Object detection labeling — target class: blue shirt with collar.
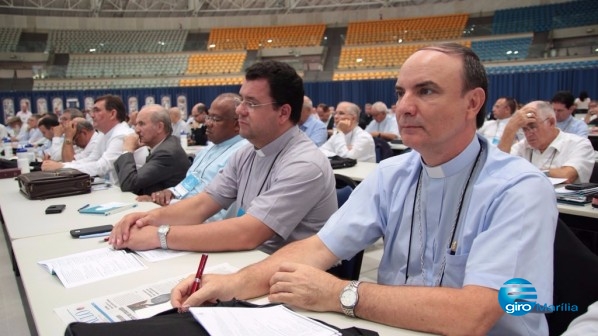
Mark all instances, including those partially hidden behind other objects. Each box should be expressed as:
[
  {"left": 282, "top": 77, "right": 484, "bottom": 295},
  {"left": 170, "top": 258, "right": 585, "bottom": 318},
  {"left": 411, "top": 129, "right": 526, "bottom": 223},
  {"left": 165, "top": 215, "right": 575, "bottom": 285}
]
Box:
[
  {"left": 557, "top": 115, "right": 588, "bottom": 137},
  {"left": 299, "top": 114, "right": 327, "bottom": 147},
  {"left": 169, "top": 135, "right": 247, "bottom": 222},
  {"left": 318, "top": 135, "right": 556, "bottom": 335}
]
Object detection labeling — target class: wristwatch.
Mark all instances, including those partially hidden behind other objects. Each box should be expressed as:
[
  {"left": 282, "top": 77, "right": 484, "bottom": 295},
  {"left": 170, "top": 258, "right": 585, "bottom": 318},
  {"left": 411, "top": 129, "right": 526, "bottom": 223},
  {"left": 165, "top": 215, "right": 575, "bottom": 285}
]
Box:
[
  {"left": 340, "top": 280, "right": 361, "bottom": 317},
  {"left": 64, "top": 139, "right": 73, "bottom": 145},
  {"left": 157, "top": 225, "right": 170, "bottom": 249}
]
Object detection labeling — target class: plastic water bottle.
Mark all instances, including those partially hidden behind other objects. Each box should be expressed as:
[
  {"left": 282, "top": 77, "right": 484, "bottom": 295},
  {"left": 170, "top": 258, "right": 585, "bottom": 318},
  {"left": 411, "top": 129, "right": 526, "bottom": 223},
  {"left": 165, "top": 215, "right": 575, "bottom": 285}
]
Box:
[
  {"left": 180, "top": 131, "right": 188, "bottom": 149},
  {"left": 2, "top": 138, "right": 12, "bottom": 159}
]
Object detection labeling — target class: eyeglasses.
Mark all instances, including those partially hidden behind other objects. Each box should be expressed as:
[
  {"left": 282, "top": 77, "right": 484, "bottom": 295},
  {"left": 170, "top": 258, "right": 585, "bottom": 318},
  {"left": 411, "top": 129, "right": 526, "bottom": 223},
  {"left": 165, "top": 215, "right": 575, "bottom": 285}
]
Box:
[
  {"left": 205, "top": 115, "right": 238, "bottom": 123},
  {"left": 234, "top": 98, "right": 278, "bottom": 111},
  {"left": 522, "top": 118, "right": 550, "bottom": 133}
]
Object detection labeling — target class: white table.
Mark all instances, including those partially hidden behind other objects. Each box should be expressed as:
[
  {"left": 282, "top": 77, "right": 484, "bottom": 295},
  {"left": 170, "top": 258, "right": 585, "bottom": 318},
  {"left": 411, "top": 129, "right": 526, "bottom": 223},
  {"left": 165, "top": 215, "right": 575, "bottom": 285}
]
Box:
[
  {"left": 333, "top": 161, "right": 378, "bottom": 182},
  {"left": 12, "top": 232, "right": 427, "bottom": 336},
  {"left": 0, "top": 178, "right": 158, "bottom": 240},
  {"left": 557, "top": 202, "right": 598, "bottom": 219},
  {"left": 184, "top": 145, "right": 205, "bottom": 157}
]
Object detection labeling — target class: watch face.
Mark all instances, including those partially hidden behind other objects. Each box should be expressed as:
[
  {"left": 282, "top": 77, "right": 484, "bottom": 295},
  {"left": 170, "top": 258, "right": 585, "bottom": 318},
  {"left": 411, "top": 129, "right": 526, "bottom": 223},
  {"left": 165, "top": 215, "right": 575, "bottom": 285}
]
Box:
[{"left": 340, "top": 290, "right": 357, "bottom": 306}]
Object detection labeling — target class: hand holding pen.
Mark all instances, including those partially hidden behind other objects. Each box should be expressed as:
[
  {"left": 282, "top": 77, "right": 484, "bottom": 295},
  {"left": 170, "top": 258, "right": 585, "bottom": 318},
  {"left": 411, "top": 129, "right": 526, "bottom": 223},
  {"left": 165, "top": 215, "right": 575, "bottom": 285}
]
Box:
[{"left": 190, "top": 254, "right": 209, "bottom": 294}]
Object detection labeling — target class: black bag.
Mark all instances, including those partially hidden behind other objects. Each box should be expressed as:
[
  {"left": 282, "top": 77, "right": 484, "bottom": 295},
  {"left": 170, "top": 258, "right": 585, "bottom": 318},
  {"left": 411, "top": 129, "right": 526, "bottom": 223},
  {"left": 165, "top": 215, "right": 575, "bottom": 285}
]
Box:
[
  {"left": 16, "top": 168, "right": 92, "bottom": 200},
  {"left": 65, "top": 299, "right": 379, "bottom": 336},
  {"left": 329, "top": 155, "right": 357, "bottom": 169},
  {"left": 190, "top": 125, "right": 208, "bottom": 146}
]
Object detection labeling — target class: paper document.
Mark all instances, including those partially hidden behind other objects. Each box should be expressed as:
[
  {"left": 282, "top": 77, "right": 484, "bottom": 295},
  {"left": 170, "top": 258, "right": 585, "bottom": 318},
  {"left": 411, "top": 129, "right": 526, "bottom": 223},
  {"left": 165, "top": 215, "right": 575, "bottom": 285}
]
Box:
[
  {"left": 190, "top": 305, "right": 341, "bottom": 336},
  {"left": 134, "top": 249, "right": 191, "bottom": 262},
  {"left": 78, "top": 202, "right": 137, "bottom": 216},
  {"left": 548, "top": 177, "right": 567, "bottom": 185},
  {"left": 38, "top": 247, "right": 147, "bottom": 288},
  {"left": 54, "top": 263, "right": 239, "bottom": 325}
]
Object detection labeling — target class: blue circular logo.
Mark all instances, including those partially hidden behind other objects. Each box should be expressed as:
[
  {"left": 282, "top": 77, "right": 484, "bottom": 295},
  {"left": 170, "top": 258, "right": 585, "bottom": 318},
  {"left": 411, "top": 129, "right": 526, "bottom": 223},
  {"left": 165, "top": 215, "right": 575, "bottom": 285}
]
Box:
[{"left": 498, "top": 278, "right": 537, "bottom": 316}]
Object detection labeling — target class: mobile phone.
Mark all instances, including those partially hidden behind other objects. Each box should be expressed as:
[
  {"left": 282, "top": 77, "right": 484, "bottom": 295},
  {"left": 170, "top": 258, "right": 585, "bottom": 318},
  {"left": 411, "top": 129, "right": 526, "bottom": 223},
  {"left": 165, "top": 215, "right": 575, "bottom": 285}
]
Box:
[
  {"left": 45, "top": 204, "right": 66, "bottom": 214},
  {"left": 70, "top": 225, "right": 114, "bottom": 238},
  {"left": 565, "top": 183, "right": 598, "bottom": 191}
]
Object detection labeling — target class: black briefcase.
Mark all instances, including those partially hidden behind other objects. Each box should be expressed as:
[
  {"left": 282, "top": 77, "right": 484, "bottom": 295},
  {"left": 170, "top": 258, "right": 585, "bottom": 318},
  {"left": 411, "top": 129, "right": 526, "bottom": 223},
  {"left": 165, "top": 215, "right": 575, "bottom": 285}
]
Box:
[{"left": 16, "top": 168, "right": 92, "bottom": 200}]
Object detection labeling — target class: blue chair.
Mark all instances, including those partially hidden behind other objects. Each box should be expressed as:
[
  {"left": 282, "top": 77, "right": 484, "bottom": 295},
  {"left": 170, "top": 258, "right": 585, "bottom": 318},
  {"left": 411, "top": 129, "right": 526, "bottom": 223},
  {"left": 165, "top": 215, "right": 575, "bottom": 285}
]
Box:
[{"left": 326, "top": 174, "right": 365, "bottom": 281}]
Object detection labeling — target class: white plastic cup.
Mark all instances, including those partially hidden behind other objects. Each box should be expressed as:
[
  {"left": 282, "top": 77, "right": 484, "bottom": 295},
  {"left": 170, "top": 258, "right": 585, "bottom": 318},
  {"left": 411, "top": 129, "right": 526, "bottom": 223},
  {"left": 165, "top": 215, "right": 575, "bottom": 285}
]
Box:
[
  {"left": 180, "top": 132, "right": 188, "bottom": 149},
  {"left": 17, "top": 158, "right": 30, "bottom": 174}
]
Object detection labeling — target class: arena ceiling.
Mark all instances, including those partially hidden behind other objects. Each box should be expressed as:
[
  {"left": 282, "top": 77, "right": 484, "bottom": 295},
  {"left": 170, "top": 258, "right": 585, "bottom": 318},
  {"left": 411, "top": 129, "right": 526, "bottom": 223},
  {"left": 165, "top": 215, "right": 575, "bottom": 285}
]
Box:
[{"left": 0, "top": 0, "right": 445, "bottom": 18}]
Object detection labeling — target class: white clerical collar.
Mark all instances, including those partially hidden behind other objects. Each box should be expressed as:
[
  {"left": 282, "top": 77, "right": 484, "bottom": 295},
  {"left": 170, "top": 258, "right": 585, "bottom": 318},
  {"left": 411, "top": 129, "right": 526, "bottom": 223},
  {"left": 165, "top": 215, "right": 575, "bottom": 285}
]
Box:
[{"left": 421, "top": 135, "right": 481, "bottom": 179}]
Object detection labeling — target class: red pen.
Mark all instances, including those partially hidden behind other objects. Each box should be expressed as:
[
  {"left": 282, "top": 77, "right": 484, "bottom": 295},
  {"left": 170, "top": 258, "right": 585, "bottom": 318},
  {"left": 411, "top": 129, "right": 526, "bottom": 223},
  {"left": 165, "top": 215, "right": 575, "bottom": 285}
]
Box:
[{"left": 190, "top": 254, "right": 208, "bottom": 293}]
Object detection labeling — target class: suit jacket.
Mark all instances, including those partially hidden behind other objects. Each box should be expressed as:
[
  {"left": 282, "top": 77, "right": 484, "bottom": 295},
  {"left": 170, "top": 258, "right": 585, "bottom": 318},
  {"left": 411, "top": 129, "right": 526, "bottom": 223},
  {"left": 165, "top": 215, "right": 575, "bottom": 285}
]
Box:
[{"left": 114, "top": 135, "right": 191, "bottom": 195}]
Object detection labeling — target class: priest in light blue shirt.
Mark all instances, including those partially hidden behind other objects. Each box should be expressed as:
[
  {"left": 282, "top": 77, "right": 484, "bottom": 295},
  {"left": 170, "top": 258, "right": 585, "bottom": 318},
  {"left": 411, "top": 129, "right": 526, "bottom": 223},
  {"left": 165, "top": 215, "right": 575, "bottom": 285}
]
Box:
[{"left": 298, "top": 96, "right": 327, "bottom": 147}]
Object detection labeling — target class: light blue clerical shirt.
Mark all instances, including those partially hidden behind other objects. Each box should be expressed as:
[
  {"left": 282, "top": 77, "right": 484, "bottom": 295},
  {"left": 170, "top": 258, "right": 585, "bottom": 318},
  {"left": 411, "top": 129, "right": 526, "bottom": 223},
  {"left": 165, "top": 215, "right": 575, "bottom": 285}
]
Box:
[{"left": 169, "top": 135, "right": 247, "bottom": 222}]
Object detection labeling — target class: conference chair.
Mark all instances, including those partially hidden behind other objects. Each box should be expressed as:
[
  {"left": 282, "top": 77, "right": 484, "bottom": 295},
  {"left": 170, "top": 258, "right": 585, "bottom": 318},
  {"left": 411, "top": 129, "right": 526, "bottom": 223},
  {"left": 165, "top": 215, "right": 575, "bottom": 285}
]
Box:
[
  {"left": 327, "top": 174, "right": 365, "bottom": 281},
  {"left": 373, "top": 137, "right": 393, "bottom": 163},
  {"left": 546, "top": 219, "right": 598, "bottom": 335}
]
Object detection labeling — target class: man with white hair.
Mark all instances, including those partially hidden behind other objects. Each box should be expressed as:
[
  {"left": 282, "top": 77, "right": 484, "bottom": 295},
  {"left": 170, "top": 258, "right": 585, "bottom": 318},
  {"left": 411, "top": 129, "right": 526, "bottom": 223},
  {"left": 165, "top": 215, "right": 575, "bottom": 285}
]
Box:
[
  {"left": 365, "top": 101, "right": 400, "bottom": 141},
  {"left": 498, "top": 100, "right": 594, "bottom": 183},
  {"left": 169, "top": 107, "right": 187, "bottom": 138},
  {"left": 320, "top": 101, "right": 375, "bottom": 162}
]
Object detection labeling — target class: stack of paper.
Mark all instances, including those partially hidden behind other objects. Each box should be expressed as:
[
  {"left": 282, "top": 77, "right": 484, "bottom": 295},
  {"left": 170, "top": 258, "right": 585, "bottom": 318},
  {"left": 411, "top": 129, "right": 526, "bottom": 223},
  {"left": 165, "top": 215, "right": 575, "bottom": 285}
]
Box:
[{"left": 190, "top": 305, "right": 341, "bottom": 336}]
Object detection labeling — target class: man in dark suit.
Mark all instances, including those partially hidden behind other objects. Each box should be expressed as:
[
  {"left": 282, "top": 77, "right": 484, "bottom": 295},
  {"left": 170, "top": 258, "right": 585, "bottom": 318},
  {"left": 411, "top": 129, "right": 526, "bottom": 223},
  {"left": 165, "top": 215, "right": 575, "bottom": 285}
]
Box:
[{"left": 114, "top": 104, "right": 190, "bottom": 195}]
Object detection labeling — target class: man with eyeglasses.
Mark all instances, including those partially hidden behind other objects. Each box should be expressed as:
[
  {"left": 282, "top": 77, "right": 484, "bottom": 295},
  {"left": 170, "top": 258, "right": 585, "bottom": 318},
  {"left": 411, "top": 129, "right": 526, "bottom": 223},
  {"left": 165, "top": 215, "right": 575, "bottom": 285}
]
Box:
[
  {"left": 498, "top": 100, "right": 594, "bottom": 183},
  {"left": 320, "top": 101, "right": 376, "bottom": 162},
  {"left": 187, "top": 103, "right": 208, "bottom": 146},
  {"left": 114, "top": 104, "right": 190, "bottom": 195},
  {"left": 136, "top": 93, "right": 248, "bottom": 224},
  {"left": 42, "top": 95, "right": 133, "bottom": 185},
  {"left": 477, "top": 97, "right": 522, "bottom": 145},
  {"left": 109, "top": 60, "right": 336, "bottom": 255},
  {"left": 60, "top": 118, "right": 101, "bottom": 163},
  {"left": 41, "top": 108, "right": 85, "bottom": 161}
]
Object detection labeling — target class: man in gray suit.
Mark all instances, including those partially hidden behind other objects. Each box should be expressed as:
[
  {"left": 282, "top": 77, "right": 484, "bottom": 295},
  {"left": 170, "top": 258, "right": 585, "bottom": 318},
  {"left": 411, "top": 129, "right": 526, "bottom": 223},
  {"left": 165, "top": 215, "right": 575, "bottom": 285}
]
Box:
[{"left": 114, "top": 104, "right": 190, "bottom": 195}]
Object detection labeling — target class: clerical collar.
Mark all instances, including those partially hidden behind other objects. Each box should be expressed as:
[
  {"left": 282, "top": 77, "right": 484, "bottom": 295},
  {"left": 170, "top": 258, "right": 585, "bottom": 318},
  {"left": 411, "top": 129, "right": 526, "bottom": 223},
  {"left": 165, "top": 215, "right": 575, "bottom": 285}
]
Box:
[
  {"left": 254, "top": 126, "right": 298, "bottom": 157},
  {"left": 421, "top": 136, "right": 481, "bottom": 179}
]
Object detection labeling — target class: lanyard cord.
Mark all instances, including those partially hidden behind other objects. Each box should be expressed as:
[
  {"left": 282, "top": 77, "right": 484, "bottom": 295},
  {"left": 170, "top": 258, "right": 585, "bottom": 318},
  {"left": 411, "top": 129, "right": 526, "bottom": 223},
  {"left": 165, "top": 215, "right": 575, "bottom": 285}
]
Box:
[{"left": 404, "top": 140, "right": 484, "bottom": 286}]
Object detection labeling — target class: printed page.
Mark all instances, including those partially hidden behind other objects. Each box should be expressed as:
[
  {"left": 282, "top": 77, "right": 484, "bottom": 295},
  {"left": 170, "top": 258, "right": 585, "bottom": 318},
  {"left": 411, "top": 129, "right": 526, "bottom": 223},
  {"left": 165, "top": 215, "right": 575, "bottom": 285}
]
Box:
[
  {"left": 38, "top": 247, "right": 147, "bottom": 288},
  {"left": 134, "top": 249, "right": 191, "bottom": 262},
  {"left": 54, "top": 263, "right": 239, "bottom": 324},
  {"left": 190, "top": 305, "right": 341, "bottom": 336}
]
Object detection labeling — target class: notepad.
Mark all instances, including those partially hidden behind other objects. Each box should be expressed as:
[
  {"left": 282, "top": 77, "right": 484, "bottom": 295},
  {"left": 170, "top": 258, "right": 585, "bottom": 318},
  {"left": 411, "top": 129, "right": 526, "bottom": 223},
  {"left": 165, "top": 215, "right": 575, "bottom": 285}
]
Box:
[{"left": 78, "top": 202, "right": 137, "bottom": 216}]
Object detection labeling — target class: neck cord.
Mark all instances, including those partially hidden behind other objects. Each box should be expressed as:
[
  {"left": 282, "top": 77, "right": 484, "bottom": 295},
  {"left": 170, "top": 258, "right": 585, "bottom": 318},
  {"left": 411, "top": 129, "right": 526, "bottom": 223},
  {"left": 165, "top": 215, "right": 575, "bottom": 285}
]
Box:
[{"left": 404, "top": 141, "right": 484, "bottom": 286}]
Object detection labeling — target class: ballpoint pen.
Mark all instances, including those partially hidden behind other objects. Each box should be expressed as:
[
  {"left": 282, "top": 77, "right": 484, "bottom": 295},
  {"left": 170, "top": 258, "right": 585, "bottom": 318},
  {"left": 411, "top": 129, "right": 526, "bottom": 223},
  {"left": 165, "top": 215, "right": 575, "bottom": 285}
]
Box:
[
  {"left": 190, "top": 254, "right": 209, "bottom": 293},
  {"left": 77, "top": 204, "right": 90, "bottom": 212}
]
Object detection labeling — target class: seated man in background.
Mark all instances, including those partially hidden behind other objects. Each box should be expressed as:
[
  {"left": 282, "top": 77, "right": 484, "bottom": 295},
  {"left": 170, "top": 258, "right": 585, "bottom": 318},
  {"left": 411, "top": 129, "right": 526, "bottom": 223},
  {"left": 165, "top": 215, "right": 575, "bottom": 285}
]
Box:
[
  {"left": 36, "top": 115, "right": 60, "bottom": 158},
  {"left": 114, "top": 104, "right": 190, "bottom": 195},
  {"left": 60, "top": 118, "right": 101, "bottom": 162},
  {"left": 584, "top": 100, "right": 598, "bottom": 126},
  {"left": 42, "top": 95, "right": 133, "bottom": 185},
  {"left": 477, "top": 97, "right": 522, "bottom": 145},
  {"left": 298, "top": 96, "right": 327, "bottom": 147},
  {"left": 187, "top": 103, "right": 208, "bottom": 146},
  {"left": 365, "top": 101, "right": 400, "bottom": 141},
  {"left": 320, "top": 101, "right": 375, "bottom": 162},
  {"left": 498, "top": 100, "right": 594, "bottom": 183},
  {"left": 137, "top": 93, "right": 248, "bottom": 224},
  {"left": 109, "top": 60, "right": 336, "bottom": 254},
  {"left": 26, "top": 114, "right": 44, "bottom": 145},
  {"left": 171, "top": 43, "right": 556, "bottom": 336},
  {"left": 169, "top": 107, "right": 187, "bottom": 138},
  {"left": 551, "top": 91, "right": 588, "bottom": 137},
  {"left": 44, "top": 108, "right": 84, "bottom": 161}
]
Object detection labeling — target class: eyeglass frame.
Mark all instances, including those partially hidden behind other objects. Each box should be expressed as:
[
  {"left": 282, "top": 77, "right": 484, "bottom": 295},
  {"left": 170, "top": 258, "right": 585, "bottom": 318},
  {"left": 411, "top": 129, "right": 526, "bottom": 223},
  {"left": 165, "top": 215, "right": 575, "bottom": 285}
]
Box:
[
  {"left": 521, "top": 117, "right": 550, "bottom": 133},
  {"left": 234, "top": 98, "right": 280, "bottom": 111}
]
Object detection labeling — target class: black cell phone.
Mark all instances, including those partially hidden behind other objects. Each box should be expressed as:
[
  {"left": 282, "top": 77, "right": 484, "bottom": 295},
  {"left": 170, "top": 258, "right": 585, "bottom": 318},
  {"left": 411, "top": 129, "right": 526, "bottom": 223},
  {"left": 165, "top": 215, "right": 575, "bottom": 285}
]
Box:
[
  {"left": 70, "top": 224, "right": 114, "bottom": 238},
  {"left": 565, "top": 183, "right": 598, "bottom": 191},
  {"left": 45, "top": 204, "right": 66, "bottom": 214}
]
